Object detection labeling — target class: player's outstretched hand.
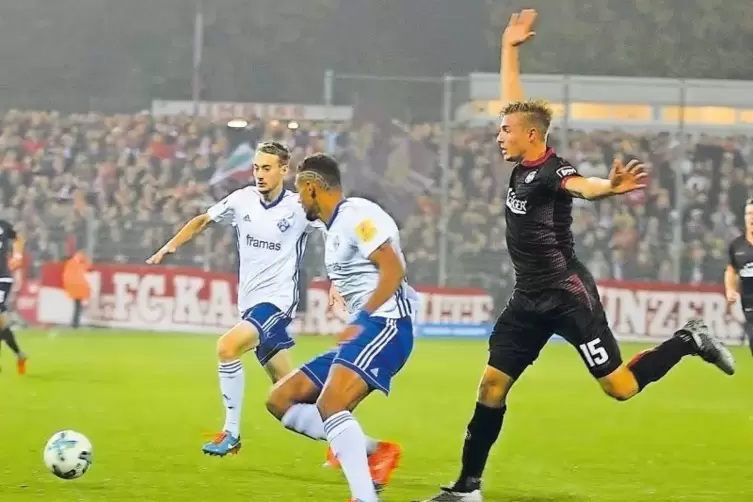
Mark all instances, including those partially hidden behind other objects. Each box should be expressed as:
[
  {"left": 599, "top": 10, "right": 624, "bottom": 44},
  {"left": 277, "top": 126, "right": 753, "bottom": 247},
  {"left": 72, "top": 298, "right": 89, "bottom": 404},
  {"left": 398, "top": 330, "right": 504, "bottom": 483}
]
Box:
[
  {"left": 146, "top": 246, "right": 175, "bottom": 265},
  {"left": 608, "top": 158, "right": 648, "bottom": 195},
  {"left": 725, "top": 289, "right": 740, "bottom": 305},
  {"left": 503, "top": 9, "right": 537, "bottom": 47}
]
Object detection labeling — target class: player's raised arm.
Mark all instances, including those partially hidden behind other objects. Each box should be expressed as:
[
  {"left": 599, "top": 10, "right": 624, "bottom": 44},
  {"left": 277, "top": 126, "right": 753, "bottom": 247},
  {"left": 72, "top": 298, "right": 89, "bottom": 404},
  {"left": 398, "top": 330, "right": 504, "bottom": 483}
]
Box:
[
  {"left": 146, "top": 191, "right": 238, "bottom": 264},
  {"left": 561, "top": 158, "right": 648, "bottom": 201},
  {"left": 501, "top": 9, "right": 537, "bottom": 103}
]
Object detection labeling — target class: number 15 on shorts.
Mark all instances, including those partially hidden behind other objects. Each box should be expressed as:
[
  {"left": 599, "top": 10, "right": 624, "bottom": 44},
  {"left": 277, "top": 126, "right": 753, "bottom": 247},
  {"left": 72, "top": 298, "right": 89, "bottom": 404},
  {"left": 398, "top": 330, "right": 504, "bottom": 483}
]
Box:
[{"left": 579, "top": 338, "right": 609, "bottom": 368}]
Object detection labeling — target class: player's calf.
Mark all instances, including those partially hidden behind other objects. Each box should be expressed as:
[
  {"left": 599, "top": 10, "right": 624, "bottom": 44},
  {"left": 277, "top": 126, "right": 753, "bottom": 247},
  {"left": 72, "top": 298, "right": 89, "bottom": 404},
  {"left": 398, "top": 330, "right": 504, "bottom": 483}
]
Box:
[
  {"left": 618, "top": 319, "right": 734, "bottom": 398},
  {"left": 318, "top": 364, "right": 379, "bottom": 502},
  {"left": 263, "top": 349, "right": 294, "bottom": 383},
  {"left": 598, "top": 366, "right": 639, "bottom": 401},
  {"left": 435, "top": 366, "right": 512, "bottom": 499}
]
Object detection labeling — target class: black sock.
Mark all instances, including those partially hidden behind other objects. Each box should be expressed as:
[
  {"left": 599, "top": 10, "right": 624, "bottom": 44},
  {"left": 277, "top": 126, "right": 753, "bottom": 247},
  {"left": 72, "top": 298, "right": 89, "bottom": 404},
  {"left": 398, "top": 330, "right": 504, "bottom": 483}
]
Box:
[
  {"left": 0, "top": 327, "right": 21, "bottom": 356},
  {"left": 453, "top": 402, "right": 506, "bottom": 492},
  {"left": 627, "top": 334, "right": 694, "bottom": 391}
]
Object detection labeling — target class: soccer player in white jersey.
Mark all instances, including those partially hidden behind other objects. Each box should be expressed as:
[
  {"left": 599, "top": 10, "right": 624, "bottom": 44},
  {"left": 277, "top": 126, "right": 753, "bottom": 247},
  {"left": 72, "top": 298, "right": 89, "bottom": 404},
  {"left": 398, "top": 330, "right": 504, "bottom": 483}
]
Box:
[
  {"left": 146, "top": 142, "right": 318, "bottom": 456},
  {"left": 147, "top": 142, "right": 388, "bottom": 460},
  {"left": 265, "top": 153, "right": 417, "bottom": 502}
]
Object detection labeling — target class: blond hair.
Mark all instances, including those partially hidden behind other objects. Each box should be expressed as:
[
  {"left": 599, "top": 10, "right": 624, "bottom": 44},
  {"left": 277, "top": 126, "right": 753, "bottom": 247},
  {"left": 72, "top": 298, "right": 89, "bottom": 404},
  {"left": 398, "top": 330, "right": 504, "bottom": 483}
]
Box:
[{"left": 501, "top": 99, "right": 553, "bottom": 137}]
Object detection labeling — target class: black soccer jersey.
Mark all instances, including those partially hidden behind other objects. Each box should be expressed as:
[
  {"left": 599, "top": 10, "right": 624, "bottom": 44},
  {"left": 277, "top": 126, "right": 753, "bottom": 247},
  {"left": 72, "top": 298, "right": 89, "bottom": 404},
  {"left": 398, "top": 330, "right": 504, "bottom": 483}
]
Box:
[
  {"left": 505, "top": 148, "right": 584, "bottom": 291},
  {"left": 0, "top": 219, "right": 16, "bottom": 278},
  {"left": 728, "top": 235, "right": 753, "bottom": 305}
]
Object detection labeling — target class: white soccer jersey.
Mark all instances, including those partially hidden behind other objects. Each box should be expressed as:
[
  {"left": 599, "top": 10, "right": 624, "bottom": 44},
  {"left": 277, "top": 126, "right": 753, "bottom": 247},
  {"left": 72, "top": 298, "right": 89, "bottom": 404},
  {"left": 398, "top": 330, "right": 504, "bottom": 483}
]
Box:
[
  {"left": 207, "top": 187, "right": 318, "bottom": 316},
  {"left": 324, "top": 197, "right": 417, "bottom": 319}
]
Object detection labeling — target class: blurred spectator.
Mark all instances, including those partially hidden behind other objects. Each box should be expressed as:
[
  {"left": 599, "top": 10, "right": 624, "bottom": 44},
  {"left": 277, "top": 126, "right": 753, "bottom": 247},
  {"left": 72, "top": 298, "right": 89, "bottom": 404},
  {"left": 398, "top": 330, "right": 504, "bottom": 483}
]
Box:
[{"left": 0, "top": 110, "right": 750, "bottom": 309}]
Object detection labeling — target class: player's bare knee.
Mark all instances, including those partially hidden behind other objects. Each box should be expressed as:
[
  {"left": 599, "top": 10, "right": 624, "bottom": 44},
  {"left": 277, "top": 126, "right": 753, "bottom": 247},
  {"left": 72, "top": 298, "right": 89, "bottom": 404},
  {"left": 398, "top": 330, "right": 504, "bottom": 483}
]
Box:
[
  {"left": 266, "top": 377, "right": 297, "bottom": 420},
  {"left": 217, "top": 323, "right": 258, "bottom": 361},
  {"left": 265, "top": 385, "right": 292, "bottom": 420},
  {"left": 266, "top": 370, "right": 320, "bottom": 420},
  {"left": 599, "top": 367, "right": 639, "bottom": 402},
  {"left": 477, "top": 366, "right": 513, "bottom": 408},
  {"left": 216, "top": 335, "right": 239, "bottom": 362},
  {"left": 602, "top": 385, "right": 632, "bottom": 401}
]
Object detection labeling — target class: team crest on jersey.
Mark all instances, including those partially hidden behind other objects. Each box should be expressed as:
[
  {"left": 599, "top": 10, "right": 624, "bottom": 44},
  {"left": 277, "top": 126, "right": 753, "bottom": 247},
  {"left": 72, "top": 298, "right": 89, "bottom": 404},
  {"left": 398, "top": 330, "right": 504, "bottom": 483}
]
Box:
[
  {"left": 524, "top": 170, "right": 537, "bottom": 183},
  {"left": 277, "top": 212, "right": 295, "bottom": 232},
  {"left": 243, "top": 214, "right": 251, "bottom": 222},
  {"left": 355, "top": 219, "right": 377, "bottom": 243}
]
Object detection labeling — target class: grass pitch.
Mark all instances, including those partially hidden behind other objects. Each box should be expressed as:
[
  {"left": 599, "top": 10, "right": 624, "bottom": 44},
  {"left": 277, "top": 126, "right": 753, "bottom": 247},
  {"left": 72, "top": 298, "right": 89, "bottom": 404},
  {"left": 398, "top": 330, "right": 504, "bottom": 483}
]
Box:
[{"left": 1, "top": 329, "right": 751, "bottom": 501}]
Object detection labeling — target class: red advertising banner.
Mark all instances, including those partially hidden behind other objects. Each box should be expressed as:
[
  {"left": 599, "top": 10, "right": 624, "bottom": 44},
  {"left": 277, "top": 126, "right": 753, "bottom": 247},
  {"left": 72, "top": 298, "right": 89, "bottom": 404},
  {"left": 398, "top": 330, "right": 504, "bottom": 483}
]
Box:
[
  {"left": 36, "top": 263, "right": 494, "bottom": 335},
  {"left": 35, "top": 263, "right": 745, "bottom": 344},
  {"left": 598, "top": 280, "right": 744, "bottom": 343}
]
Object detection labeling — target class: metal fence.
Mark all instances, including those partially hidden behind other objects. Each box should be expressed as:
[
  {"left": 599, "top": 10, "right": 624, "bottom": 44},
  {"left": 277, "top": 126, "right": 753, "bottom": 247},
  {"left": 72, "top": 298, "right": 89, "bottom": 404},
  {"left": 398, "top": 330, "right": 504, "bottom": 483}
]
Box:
[
  {"left": 10, "top": 71, "right": 753, "bottom": 307},
  {"left": 315, "top": 70, "right": 753, "bottom": 302}
]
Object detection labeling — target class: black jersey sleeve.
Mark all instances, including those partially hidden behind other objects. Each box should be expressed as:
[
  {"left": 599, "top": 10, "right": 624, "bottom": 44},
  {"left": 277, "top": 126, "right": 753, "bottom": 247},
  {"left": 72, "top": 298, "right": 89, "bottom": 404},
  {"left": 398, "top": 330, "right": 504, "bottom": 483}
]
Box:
[
  {"left": 729, "top": 240, "right": 738, "bottom": 270},
  {"left": 540, "top": 158, "right": 583, "bottom": 194}
]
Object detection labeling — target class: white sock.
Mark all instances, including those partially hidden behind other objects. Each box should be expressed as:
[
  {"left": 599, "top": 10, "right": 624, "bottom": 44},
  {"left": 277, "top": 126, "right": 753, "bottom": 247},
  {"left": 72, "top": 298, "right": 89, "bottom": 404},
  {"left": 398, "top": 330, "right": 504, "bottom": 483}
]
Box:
[
  {"left": 218, "top": 360, "right": 244, "bottom": 437},
  {"left": 282, "top": 404, "right": 381, "bottom": 455},
  {"left": 282, "top": 403, "right": 326, "bottom": 440},
  {"left": 323, "top": 411, "right": 378, "bottom": 502}
]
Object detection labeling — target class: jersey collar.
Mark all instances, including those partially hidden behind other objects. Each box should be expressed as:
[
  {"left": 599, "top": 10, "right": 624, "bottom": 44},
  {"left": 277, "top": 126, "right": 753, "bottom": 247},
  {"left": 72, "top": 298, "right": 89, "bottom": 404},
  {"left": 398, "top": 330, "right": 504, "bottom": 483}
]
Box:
[
  {"left": 326, "top": 198, "right": 347, "bottom": 230},
  {"left": 260, "top": 188, "right": 287, "bottom": 210},
  {"left": 521, "top": 148, "right": 555, "bottom": 168}
]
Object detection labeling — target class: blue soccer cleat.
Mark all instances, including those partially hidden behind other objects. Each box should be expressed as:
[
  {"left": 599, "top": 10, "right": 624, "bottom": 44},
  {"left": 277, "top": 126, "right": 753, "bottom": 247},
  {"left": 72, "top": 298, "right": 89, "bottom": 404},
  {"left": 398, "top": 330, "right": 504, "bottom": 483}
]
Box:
[{"left": 202, "top": 431, "right": 241, "bottom": 457}]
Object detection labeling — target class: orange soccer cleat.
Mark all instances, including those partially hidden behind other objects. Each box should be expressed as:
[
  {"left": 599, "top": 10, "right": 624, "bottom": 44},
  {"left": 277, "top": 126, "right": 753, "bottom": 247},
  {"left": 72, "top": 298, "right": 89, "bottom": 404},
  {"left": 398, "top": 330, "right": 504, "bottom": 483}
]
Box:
[
  {"left": 368, "top": 441, "right": 402, "bottom": 491},
  {"left": 325, "top": 441, "right": 402, "bottom": 492},
  {"left": 17, "top": 357, "right": 27, "bottom": 376}
]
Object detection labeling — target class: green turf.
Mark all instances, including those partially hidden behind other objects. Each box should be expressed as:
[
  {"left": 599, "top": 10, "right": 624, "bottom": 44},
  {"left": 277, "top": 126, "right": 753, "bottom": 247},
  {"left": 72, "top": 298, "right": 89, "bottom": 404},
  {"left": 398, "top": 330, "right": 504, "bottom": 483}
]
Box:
[{"left": 0, "top": 329, "right": 751, "bottom": 501}]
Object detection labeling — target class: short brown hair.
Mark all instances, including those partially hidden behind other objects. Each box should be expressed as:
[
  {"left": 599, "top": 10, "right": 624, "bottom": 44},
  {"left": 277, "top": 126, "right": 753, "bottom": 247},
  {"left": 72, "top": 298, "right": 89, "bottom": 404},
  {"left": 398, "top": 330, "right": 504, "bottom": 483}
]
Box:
[
  {"left": 501, "top": 99, "right": 553, "bottom": 136},
  {"left": 256, "top": 141, "right": 290, "bottom": 166}
]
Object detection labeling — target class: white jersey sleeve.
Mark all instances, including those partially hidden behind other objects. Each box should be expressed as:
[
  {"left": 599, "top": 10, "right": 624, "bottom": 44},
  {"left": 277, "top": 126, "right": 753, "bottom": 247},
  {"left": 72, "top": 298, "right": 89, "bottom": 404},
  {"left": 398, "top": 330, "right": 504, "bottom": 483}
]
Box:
[
  {"left": 325, "top": 198, "right": 415, "bottom": 319},
  {"left": 340, "top": 208, "right": 393, "bottom": 258},
  {"left": 206, "top": 190, "right": 240, "bottom": 226}
]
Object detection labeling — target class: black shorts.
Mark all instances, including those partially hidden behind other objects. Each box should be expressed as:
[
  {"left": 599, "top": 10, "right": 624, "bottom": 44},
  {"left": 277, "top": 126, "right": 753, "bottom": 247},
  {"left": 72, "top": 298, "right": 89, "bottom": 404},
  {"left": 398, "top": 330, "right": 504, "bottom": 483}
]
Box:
[
  {"left": 0, "top": 277, "right": 12, "bottom": 313},
  {"left": 489, "top": 271, "right": 622, "bottom": 379}
]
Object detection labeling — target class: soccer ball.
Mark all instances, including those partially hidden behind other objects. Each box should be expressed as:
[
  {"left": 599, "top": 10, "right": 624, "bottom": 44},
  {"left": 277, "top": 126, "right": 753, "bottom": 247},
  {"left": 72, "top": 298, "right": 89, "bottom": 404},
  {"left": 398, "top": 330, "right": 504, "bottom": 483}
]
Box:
[{"left": 43, "top": 430, "right": 93, "bottom": 479}]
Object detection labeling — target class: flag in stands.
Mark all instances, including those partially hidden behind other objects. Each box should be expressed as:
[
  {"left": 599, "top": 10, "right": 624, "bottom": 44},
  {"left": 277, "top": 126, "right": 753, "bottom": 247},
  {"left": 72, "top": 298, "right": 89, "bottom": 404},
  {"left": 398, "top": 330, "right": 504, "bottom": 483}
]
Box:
[{"left": 209, "top": 142, "right": 255, "bottom": 185}]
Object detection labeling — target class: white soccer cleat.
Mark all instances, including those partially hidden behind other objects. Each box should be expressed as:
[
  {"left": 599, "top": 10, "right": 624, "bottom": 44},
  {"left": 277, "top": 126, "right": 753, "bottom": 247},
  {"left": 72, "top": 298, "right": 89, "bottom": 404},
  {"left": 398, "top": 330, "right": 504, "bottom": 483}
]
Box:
[
  {"left": 418, "top": 488, "right": 483, "bottom": 502},
  {"left": 677, "top": 318, "right": 736, "bottom": 376}
]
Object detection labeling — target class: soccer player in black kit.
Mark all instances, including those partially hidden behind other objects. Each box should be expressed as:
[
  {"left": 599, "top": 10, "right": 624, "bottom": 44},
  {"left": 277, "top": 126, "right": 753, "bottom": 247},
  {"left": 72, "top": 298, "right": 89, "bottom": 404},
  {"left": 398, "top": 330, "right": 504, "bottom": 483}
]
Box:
[
  {"left": 420, "top": 10, "right": 736, "bottom": 502},
  {"left": 0, "top": 218, "right": 27, "bottom": 374},
  {"left": 725, "top": 198, "right": 753, "bottom": 355}
]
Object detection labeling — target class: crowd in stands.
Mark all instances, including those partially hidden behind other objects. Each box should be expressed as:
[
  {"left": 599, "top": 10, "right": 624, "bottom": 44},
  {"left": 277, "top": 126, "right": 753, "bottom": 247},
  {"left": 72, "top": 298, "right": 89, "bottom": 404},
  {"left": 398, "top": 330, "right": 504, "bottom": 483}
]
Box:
[{"left": 1, "top": 110, "right": 751, "bottom": 304}]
